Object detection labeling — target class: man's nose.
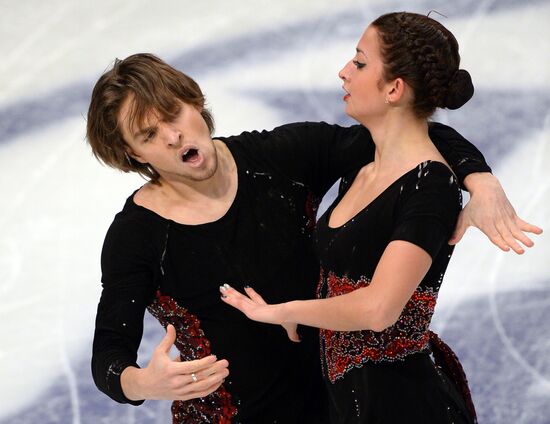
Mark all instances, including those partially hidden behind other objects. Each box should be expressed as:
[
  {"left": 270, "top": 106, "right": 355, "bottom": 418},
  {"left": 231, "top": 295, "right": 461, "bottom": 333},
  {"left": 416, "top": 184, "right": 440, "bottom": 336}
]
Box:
[{"left": 163, "top": 125, "right": 181, "bottom": 146}]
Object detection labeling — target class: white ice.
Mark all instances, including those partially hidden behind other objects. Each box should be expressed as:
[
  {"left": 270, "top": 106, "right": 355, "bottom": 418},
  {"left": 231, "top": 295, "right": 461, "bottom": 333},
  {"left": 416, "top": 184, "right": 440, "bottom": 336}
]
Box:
[{"left": 0, "top": 1, "right": 548, "bottom": 423}]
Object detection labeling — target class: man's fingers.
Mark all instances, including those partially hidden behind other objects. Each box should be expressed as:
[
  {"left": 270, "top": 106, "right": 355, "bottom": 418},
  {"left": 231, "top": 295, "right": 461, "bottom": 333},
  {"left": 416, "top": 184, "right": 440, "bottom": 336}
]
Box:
[
  {"left": 516, "top": 218, "right": 543, "bottom": 235},
  {"left": 449, "top": 212, "right": 468, "bottom": 245},
  {"left": 158, "top": 324, "right": 177, "bottom": 353},
  {"left": 501, "top": 215, "right": 541, "bottom": 252},
  {"left": 187, "top": 365, "right": 230, "bottom": 390},
  {"left": 448, "top": 228, "right": 465, "bottom": 245},
  {"left": 174, "top": 355, "right": 220, "bottom": 374},
  {"left": 500, "top": 232, "right": 524, "bottom": 254},
  {"left": 495, "top": 219, "right": 528, "bottom": 254},
  {"left": 178, "top": 380, "right": 225, "bottom": 401},
  {"left": 510, "top": 228, "right": 534, "bottom": 248},
  {"left": 199, "top": 359, "right": 229, "bottom": 378},
  {"left": 174, "top": 363, "right": 230, "bottom": 400},
  {"left": 488, "top": 231, "right": 511, "bottom": 252}
]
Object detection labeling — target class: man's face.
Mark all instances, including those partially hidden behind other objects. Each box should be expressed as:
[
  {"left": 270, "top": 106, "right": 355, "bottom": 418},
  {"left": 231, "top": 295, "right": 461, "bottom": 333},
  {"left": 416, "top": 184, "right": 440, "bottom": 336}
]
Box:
[{"left": 118, "top": 94, "right": 218, "bottom": 183}]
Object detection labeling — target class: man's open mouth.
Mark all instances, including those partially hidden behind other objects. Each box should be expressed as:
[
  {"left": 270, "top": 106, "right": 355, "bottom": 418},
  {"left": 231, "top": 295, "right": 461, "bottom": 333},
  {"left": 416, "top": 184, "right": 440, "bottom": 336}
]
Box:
[{"left": 181, "top": 148, "right": 199, "bottom": 162}]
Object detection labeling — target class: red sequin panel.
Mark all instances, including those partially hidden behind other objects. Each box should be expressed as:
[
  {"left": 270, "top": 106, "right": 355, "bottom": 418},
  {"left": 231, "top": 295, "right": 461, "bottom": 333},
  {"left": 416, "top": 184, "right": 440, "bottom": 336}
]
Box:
[
  {"left": 147, "top": 291, "right": 237, "bottom": 423},
  {"left": 317, "top": 270, "right": 437, "bottom": 383}
]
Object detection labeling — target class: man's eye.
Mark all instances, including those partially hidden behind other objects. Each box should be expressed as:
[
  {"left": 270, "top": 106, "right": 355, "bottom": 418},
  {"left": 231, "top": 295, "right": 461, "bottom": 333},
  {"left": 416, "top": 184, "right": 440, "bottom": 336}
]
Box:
[
  {"left": 353, "top": 60, "right": 366, "bottom": 69},
  {"left": 144, "top": 130, "right": 156, "bottom": 142}
]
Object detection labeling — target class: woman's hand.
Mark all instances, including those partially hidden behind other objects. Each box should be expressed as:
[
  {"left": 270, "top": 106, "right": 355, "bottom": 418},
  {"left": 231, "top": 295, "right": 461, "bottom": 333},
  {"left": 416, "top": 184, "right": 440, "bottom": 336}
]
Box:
[
  {"left": 450, "top": 173, "right": 543, "bottom": 253},
  {"left": 220, "top": 285, "right": 300, "bottom": 342}
]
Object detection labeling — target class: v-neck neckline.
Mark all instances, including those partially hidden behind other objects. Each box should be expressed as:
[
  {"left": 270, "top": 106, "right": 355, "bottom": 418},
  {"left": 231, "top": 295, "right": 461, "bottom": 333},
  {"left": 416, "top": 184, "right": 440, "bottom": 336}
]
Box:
[{"left": 325, "top": 161, "right": 441, "bottom": 230}]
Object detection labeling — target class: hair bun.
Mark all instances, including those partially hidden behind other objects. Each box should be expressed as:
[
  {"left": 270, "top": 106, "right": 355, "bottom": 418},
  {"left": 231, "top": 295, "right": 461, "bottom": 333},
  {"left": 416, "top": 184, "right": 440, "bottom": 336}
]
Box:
[{"left": 444, "top": 69, "right": 474, "bottom": 110}]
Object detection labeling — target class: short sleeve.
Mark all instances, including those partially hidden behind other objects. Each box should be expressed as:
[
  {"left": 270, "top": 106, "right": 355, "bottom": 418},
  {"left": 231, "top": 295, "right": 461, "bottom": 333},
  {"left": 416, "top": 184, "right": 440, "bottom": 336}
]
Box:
[{"left": 390, "top": 162, "right": 462, "bottom": 259}]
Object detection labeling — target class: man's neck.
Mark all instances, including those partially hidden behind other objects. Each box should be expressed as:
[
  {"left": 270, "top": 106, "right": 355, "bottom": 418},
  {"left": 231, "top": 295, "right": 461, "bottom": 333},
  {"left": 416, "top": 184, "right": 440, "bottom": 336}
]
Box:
[
  {"left": 135, "top": 140, "right": 239, "bottom": 225},
  {"left": 157, "top": 140, "right": 236, "bottom": 203}
]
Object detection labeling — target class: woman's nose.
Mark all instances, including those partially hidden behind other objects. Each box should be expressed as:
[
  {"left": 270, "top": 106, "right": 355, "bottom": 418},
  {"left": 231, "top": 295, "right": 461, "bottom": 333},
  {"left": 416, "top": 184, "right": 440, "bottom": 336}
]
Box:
[{"left": 338, "top": 62, "right": 350, "bottom": 81}]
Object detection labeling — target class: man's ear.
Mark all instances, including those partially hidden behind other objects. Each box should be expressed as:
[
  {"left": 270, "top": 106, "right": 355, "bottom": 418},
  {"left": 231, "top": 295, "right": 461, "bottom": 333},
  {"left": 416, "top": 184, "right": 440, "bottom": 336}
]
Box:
[{"left": 125, "top": 148, "right": 147, "bottom": 164}]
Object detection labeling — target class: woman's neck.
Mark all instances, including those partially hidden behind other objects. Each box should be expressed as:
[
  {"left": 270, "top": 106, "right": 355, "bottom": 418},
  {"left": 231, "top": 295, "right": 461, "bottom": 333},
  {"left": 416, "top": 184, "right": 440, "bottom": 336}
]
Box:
[{"left": 362, "top": 112, "right": 436, "bottom": 176}]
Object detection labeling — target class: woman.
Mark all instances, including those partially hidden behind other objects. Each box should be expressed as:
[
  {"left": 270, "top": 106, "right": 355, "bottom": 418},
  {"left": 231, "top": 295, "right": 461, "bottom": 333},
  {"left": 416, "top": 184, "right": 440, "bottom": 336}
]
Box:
[
  {"left": 221, "top": 12, "right": 485, "bottom": 423},
  {"left": 87, "top": 51, "right": 531, "bottom": 422}
]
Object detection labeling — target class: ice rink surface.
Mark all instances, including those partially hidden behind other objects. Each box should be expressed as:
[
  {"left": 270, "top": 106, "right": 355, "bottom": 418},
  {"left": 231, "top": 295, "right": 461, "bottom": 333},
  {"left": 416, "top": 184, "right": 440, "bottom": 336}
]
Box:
[{"left": 0, "top": 0, "right": 549, "bottom": 422}]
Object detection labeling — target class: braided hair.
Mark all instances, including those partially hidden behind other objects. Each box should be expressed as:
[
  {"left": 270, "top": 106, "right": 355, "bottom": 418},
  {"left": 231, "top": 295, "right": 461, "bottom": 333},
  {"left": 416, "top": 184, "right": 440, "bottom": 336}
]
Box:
[{"left": 371, "top": 12, "right": 474, "bottom": 118}]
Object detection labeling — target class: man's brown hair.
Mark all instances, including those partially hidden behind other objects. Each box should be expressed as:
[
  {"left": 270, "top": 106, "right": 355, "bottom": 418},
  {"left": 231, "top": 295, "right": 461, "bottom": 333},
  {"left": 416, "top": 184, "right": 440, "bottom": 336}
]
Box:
[{"left": 86, "top": 53, "right": 214, "bottom": 183}]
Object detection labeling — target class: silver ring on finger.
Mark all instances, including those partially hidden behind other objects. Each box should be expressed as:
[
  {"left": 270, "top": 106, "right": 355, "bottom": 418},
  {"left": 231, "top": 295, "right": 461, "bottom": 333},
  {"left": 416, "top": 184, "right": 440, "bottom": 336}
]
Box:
[{"left": 190, "top": 373, "right": 198, "bottom": 383}]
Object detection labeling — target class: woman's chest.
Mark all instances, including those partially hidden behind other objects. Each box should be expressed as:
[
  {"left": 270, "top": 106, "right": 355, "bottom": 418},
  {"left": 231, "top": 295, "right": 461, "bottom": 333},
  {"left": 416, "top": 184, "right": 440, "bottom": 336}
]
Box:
[{"left": 315, "top": 187, "right": 402, "bottom": 279}]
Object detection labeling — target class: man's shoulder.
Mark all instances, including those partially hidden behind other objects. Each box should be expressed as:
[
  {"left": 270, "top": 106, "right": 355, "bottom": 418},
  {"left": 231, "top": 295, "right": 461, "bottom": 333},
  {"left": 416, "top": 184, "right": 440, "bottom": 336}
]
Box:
[
  {"left": 102, "top": 193, "right": 164, "bottom": 258},
  {"left": 109, "top": 189, "right": 158, "bottom": 232}
]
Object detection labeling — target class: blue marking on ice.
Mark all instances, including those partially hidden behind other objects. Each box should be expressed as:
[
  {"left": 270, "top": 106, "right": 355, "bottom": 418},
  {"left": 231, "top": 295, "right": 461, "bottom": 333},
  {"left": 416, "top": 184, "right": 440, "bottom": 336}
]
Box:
[{"left": 0, "top": 0, "right": 546, "bottom": 144}]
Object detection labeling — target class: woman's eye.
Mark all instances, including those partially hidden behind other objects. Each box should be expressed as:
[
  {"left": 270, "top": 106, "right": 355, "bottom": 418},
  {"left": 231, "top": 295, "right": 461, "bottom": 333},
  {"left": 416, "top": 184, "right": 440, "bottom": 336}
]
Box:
[{"left": 353, "top": 60, "right": 366, "bottom": 69}]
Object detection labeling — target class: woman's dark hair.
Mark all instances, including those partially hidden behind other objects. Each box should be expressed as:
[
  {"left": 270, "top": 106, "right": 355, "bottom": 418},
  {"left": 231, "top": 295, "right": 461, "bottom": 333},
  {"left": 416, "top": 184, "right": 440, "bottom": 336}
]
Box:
[
  {"left": 372, "top": 12, "right": 474, "bottom": 118},
  {"left": 86, "top": 53, "right": 214, "bottom": 184}
]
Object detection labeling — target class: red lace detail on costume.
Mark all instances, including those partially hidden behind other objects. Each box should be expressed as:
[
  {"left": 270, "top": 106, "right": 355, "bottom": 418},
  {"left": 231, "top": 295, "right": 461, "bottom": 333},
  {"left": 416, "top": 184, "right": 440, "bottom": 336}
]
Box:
[
  {"left": 317, "top": 269, "right": 437, "bottom": 383},
  {"left": 430, "top": 331, "right": 478, "bottom": 423},
  {"left": 147, "top": 291, "right": 237, "bottom": 423}
]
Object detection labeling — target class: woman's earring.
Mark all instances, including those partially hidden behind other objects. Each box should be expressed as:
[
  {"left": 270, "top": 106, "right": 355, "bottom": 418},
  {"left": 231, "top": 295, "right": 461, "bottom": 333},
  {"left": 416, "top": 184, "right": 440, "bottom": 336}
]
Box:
[{"left": 384, "top": 96, "right": 389, "bottom": 104}]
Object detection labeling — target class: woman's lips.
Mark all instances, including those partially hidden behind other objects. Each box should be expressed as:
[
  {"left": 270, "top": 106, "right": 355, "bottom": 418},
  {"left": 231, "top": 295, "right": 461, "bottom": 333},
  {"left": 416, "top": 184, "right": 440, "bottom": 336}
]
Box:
[{"left": 342, "top": 86, "right": 350, "bottom": 101}]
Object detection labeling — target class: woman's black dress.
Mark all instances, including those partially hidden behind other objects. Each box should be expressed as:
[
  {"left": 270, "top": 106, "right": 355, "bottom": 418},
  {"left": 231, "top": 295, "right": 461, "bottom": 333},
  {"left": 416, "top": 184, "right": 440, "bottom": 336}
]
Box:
[{"left": 315, "top": 161, "right": 476, "bottom": 424}]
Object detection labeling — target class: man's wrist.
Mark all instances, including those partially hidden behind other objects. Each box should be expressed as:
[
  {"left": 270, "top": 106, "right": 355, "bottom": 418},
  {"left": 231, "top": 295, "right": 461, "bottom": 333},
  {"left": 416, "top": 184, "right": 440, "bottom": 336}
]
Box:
[
  {"left": 463, "top": 172, "right": 498, "bottom": 194},
  {"left": 121, "top": 366, "right": 146, "bottom": 401}
]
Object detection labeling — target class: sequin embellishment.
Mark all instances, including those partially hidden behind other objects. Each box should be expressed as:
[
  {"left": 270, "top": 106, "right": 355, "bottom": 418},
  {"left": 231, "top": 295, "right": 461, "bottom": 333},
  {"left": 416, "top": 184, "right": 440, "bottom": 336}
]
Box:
[
  {"left": 304, "top": 191, "right": 321, "bottom": 230},
  {"left": 317, "top": 269, "right": 437, "bottom": 383},
  {"left": 147, "top": 291, "right": 237, "bottom": 423}
]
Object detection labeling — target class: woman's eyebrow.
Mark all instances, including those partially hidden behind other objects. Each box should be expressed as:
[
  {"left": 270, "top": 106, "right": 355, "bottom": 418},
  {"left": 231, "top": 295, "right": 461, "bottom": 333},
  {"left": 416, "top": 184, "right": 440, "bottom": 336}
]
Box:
[{"left": 356, "top": 47, "right": 367, "bottom": 58}]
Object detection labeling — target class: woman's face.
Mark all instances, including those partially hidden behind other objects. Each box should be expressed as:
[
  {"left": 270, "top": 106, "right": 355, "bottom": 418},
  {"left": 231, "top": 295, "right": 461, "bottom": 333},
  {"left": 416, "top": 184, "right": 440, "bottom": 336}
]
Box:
[{"left": 338, "top": 25, "right": 388, "bottom": 124}]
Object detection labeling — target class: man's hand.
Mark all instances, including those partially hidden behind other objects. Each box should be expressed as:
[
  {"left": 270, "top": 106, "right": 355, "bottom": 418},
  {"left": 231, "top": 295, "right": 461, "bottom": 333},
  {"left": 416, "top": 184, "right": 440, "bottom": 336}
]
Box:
[
  {"left": 121, "top": 324, "right": 229, "bottom": 401},
  {"left": 450, "top": 173, "right": 543, "bottom": 254}
]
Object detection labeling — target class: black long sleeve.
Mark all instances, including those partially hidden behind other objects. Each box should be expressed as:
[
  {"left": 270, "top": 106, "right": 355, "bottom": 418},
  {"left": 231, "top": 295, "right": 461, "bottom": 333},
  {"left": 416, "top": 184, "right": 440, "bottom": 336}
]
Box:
[{"left": 91, "top": 121, "right": 491, "bottom": 410}]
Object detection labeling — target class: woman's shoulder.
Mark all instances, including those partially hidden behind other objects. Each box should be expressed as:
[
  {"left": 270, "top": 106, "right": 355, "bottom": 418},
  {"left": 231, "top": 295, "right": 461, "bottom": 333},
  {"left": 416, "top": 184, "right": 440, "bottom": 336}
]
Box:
[
  {"left": 399, "top": 160, "right": 462, "bottom": 207},
  {"left": 403, "top": 160, "right": 457, "bottom": 187}
]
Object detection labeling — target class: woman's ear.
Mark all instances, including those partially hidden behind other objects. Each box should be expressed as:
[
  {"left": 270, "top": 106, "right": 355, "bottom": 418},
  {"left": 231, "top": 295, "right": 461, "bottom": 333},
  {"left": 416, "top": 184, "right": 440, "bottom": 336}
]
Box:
[{"left": 387, "top": 77, "right": 407, "bottom": 103}]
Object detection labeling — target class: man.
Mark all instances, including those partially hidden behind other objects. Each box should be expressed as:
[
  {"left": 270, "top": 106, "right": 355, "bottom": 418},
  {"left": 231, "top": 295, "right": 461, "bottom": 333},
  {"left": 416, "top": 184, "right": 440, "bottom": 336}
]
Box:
[{"left": 87, "top": 53, "right": 540, "bottom": 423}]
